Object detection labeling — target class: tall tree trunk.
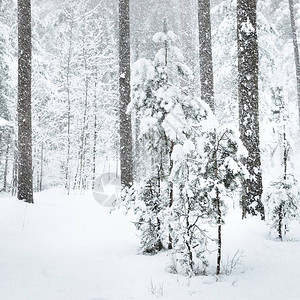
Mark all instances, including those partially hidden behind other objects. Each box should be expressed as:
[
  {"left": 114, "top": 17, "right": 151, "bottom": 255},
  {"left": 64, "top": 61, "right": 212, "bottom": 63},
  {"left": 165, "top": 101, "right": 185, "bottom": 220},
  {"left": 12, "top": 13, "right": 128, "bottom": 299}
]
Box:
[
  {"left": 92, "top": 67, "right": 98, "bottom": 190},
  {"left": 65, "top": 15, "right": 74, "bottom": 195},
  {"left": 198, "top": 0, "right": 214, "bottom": 112},
  {"left": 288, "top": 0, "right": 300, "bottom": 127},
  {"left": 237, "top": 0, "right": 264, "bottom": 219},
  {"left": 119, "top": 0, "right": 133, "bottom": 188},
  {"left": 17, "top": 0, "right": 33, "bottom": 203},
  {"left": 77, "top": 30, "right": 89, "bottom": 191}
]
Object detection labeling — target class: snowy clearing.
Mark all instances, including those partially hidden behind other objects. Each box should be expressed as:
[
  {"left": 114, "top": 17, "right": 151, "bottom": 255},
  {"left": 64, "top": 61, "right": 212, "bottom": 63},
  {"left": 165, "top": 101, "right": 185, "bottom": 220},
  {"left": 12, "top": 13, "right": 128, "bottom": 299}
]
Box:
[{"left": 1, "top": 189, "right": 300, "bottom": 300}]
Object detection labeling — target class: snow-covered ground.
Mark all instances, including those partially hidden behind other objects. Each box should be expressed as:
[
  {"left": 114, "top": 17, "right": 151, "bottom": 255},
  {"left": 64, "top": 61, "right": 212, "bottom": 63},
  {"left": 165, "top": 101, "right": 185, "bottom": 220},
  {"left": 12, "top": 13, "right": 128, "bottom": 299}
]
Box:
[{"left": 1, "top": 189, "right": 300, "bottom": 300}]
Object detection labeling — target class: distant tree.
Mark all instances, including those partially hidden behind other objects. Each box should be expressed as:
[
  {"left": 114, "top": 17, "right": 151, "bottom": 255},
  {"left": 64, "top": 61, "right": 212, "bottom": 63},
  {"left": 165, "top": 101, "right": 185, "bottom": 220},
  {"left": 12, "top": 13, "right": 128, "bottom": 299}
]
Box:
[
  {"left": 288, "top": 0, "right": 300, "bottom": 128},
  {"left": 17, "top": 0, "right": 33, "bottom": 203},
  {"left": 0, "top": 1, "right": 16, "bottom": 193},
  {"left": 179, "top": 0, "right": 194, "bottom": 68},
  {"left": 211, "top": 0, "right": 238, "bottom": 125},
  {"left": 198, "top": 0, "right": 214, "bottom": 111},
  {"left": 119, "top": 0, "right": 133, "bottom": 188},
  {"left": 237, "top": 0, "right": 264, "bottom": 219}
]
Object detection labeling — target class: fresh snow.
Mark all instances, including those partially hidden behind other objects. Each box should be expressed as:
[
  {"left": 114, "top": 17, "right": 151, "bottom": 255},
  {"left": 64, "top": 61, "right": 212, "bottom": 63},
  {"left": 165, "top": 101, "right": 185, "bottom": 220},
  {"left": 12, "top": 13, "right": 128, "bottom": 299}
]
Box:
[
  {"left": 1, "top": 189, "right": 300, "bottom": 300},
  {"left": 0, "top": 117, "right": 10, "bottom": 127}
]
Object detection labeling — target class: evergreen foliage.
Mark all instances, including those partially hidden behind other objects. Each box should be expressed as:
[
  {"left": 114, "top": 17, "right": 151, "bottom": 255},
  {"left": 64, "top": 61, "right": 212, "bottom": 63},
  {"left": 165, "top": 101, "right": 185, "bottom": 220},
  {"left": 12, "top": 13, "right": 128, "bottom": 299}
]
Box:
[
  {"left": 126, "top": 28, "right": 247, "bottom": 276},
  {"left": 263, "top": 88, "right": 300, "bottom": 240}
]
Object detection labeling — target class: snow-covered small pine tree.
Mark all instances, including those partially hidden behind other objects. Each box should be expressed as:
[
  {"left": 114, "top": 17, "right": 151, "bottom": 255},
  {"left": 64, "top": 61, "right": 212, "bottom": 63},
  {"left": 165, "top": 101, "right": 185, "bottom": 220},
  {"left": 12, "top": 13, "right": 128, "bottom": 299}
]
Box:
[
  {"left": 263, "top": 88, "right": 300, "bottom": 240},
  {"left": 199, "top": 124, "right": 248, "bottom": 275},
  {"left": 126, "top": 25, "right": 248, "bottom": 276},
  {"left": 264, "top": 175, "right": 299, "bottom": 240},
  {"left": 169, "top": 132, "right": 214, "bottom": 276},
  {"left": 126, "top": 25, "right": 195, "bottom": 254}
]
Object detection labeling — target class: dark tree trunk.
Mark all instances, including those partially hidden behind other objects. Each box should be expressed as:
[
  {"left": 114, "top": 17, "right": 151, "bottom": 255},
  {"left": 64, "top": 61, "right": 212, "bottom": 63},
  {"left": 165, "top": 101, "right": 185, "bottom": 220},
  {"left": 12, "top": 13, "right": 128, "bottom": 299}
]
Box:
[
  {"left": 168, "top": 141, "right": 174, "bottom": 250},
  {"left": 288, "top": 0, "right": 300, "bottom": 127},
  {"left": 119, "top": 0, "right": 133, "bottom": 188},
  {"left": 278, "top": 203, "right": 283, "bottom": 241},
  {"left": 17, "top": 0, "right": 33, "bottom": 203},
  {"left": 237, "top": 0, "right": 264, "bottom": 219},
  {"left": 216, "top": 188, "right": 222, "bottom": 275},
  {"left": 198, "top": 0, "right": 214, "bottom": 112}
]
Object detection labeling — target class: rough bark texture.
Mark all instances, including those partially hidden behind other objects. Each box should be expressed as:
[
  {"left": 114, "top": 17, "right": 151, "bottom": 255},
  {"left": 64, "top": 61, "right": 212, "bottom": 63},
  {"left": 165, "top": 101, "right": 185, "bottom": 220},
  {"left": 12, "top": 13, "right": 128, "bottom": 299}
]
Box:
[
  {"left": 119, "top": 0, "right": 133, "bottom": 188},
  {"left": 288, "top": 0, "right": 300, "bottom": 127},
  {"left": 237, "top": 0, "right": 264, "bottom": 219},
  {"left": 17, "top": 0, "right": 33, "bottom": 203},
  {"left": 198, "top": 0, "right": 214, "bottom": 112}
]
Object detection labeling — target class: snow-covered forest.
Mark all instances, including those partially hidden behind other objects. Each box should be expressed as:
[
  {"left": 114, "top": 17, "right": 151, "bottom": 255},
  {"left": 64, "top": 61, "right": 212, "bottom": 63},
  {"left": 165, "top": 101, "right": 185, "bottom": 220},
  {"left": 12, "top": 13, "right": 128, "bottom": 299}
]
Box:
[{"left": 1, "top": 0, "right": 300, "bottom": 299}]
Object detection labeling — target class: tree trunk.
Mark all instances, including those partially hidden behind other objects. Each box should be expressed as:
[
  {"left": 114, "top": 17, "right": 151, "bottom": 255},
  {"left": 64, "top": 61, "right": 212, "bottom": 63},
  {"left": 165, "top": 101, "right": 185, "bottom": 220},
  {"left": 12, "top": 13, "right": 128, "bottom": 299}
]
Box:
[
  {"left": 3, "top": 140, "right": 10, "bottom": 192},
  {"left": 198, "top": 0, "right": 214, "bottom": 112},
  {"left": 216, "top": 187, "right": 221, "bottom": 275},
  {"left": 17, "top": 0, "right": 33, "bottom": 203},
  {"left": 11, "top": 141, "right": 18, "bottom": 196},
  {"left": 278, "top": 202, "right": 283, "bottom": 241},
  {"left": 288, "top": 0, "right": 300, "bottom": 128},
  {"left": 237, "top": 0, "right": 264, "bottom": 219},
  {"left": 168, "top": 141, "right": 174, "bottom": 250},
  {"left": 39, "top": 142, "right": 43, "bottom": 192},
  {"left": 214, "top": 139, "right": 222, "bottom": 275},
  {"left": 65, "top": 13, "right": 74, "bottom": 194},
  {"left": 119, "top": 0, "right": 133, "bottom": 188},
  {"left": 92, "top": 67, "right": 98, "bottom": 190}
]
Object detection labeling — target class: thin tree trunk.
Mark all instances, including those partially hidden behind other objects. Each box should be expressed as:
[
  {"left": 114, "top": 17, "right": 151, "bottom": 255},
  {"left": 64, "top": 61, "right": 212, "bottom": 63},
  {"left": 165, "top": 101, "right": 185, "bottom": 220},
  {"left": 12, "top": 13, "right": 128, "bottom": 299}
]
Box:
[
  {"left": 11, "top": 141, "right": 18, "bottom": 196},
  {"left": 65, "top": 15, "right": 74, "bottom": 194},
  {"left": 17, "top": 0, "right": 33, "bottom": 203},
  {"left": 288, "top": 0, "right": 300, "bottom": 127},
  {"left": 198, "top": 0, "right": 214, "bottom": 112},
  {"left": 278, "top": 203, "right": 283, "bottom": 241},
  {"left": 216, "top": 187, "right": 221, "bottom": 275},
  {"left": 237, "top": 0, "right": 264, "bottom": 219},
  {"left": 168, "top": 141, "right": 174, "bottom": 250},
  {"left": 214, "top": 139, "right": 222, "bottom": 275},
  {"left": 39, "top": 142, "right": 43, "bottom": 191},
  {"left": 3, "top": 140, "right": 10, "bottom": 192},
  {"left": 92, "top": 68, "right": 98, "bottom": 189},
  {"left": 76, "top": 14, "right": 89, "bottom": 192},
  {"left": 119, "top": 0, "right": 133, "bottom": 188},
  {"left": 133, "top": 113, "right": 140, "bottom": 182}
]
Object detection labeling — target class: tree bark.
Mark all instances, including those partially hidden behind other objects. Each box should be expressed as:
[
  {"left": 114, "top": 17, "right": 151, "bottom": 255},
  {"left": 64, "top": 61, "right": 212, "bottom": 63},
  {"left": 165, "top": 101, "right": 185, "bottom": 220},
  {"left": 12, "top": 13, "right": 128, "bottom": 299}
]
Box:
[
  {"left": 65, "top": 15, "right": 74, "bottom": 195},
  {"left": 288, "top": 0, "right": 300, "bottom": 128},
  {"left": 119, "top": 0, "right": 133, "bottom": 188},
  {"left": 17, "top": 0, "right": 33, "bottom": 203},
  {"left": 198, "top": 0, "right": 214, "bottom": 112},
  {"left": 237, "top": 0, "right": 264, "bottom": 219}
]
